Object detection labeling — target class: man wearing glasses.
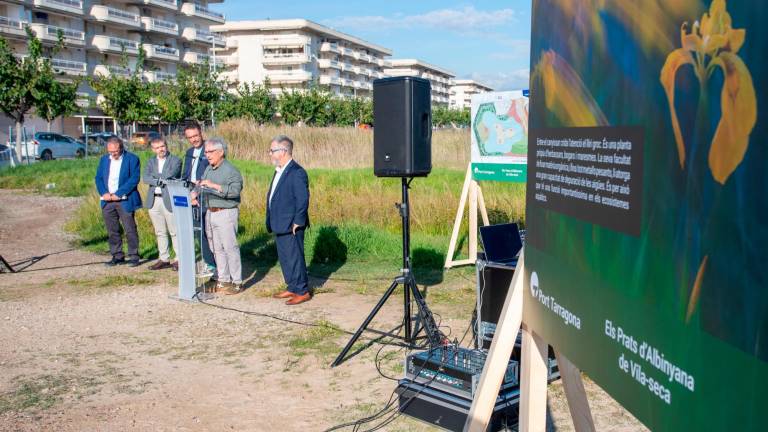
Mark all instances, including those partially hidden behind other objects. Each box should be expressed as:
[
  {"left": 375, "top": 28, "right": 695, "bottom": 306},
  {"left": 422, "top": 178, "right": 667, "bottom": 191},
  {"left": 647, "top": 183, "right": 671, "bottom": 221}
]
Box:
[
  {"left": 95, "top": 137, "right": 142, "bottom": 267},
  {"left": 182, "top": 123, "right": 215, "bottom": 275},
  {"left": 267, "top": 135, "right": 311, "bottom": 305},
  {"left": 191, "top": 138, "right": 243, "bottom": 294}
]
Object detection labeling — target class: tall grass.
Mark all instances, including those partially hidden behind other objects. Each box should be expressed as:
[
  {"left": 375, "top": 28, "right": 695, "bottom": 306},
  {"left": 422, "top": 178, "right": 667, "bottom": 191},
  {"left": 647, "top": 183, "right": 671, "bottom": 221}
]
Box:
[
  {"left": 1, "top": 125, "right": 526, "bottom": 277},
  {"left": 199, "top": 120, "right": 471, "bottom": 170}
]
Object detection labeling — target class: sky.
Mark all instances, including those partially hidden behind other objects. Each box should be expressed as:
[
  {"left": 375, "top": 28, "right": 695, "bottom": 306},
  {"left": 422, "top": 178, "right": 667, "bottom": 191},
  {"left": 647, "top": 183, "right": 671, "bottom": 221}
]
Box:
[{"left": 215, "top": 1, "right": 532, "bottom": 91}]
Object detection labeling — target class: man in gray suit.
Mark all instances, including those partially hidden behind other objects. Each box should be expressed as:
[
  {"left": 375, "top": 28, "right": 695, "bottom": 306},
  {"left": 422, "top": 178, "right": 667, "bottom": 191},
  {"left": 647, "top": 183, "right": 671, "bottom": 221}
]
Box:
[{"left": 143, "top": 136, "right": 183, "bottom": 271}]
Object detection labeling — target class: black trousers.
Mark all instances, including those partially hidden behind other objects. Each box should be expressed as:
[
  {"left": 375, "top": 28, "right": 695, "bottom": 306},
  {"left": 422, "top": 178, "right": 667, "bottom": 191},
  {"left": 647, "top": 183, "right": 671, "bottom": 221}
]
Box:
[
  {"left": 275, "top": 229, "right": 309, "bottom": 295},
  {"left": 102, "top": 201, "right": 139, "bottom": 260}
]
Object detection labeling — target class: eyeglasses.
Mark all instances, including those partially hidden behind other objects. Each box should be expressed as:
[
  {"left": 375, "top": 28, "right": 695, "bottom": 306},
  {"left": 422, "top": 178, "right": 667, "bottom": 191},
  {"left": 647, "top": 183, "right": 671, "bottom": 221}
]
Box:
[
  {"left": 204, "top": 149, "right": 221, "bottom": 154},
  {"left": 268, "top": 148, "right": 287, "bottom": 154}
]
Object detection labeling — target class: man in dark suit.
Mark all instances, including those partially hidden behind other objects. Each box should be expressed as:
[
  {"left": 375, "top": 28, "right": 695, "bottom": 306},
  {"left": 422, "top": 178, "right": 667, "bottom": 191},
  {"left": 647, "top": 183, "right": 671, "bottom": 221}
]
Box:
[
  {"left": 267, "top": 135, "right": 311, "bottom": 305},
  {"left": 142, "top": 136, "right": 182, "bottom": 271},
  {"left": 94, "top": 137, "right": 142, "bottom": 267},
  {"left": 181, "top": 123, "right": 215, "bottom": 273}
]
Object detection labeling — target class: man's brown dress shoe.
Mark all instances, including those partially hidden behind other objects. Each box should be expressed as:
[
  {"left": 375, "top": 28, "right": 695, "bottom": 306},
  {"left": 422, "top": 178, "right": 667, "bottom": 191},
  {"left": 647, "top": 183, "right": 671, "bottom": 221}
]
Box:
[
  {"left": 149, "top": 260, "right": 171, "bottom": 270},
  {"left": 285, "top": 293, "right": 311, "bottom": 305},
  {"left": 171, "top": 261, "right": 178, "bottom": 271},
  {"left": 273, "top": 290, "right": 295, "bottom": 299}
]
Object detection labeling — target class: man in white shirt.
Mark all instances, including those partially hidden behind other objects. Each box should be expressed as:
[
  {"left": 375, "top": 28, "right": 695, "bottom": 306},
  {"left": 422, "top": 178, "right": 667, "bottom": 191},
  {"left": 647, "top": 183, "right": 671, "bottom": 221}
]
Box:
[
  {"left": 142, "top": 137, "right": 182, "bottom": 271},
  {"left": 266, "top": 135, "right": 311, "bottom": 305},
  {"left": 94, "top": 137, "right": 142, "bottom": 266}
]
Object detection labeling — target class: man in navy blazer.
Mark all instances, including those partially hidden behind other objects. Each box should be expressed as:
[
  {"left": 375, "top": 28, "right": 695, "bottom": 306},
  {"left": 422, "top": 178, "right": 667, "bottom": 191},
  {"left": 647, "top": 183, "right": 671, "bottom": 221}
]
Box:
[
  {"left": 266, "top": 135, "right": 311, "bottom": 305},
  {"left": 94, "top": 137, "right": 142, "bottom": 266},
  {"left": 181, "top": 123, "right": 215, "bottom": 273}
]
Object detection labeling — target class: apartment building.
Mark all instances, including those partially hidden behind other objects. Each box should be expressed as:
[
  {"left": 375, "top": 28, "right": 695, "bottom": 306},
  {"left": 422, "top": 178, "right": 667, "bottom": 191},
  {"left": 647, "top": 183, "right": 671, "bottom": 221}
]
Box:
[
  {"left": 212, "top": 19, "right": 392, "bottom": 98},
  {"left": 383, "top": 59, "right": 454, "bottom": 106},
  {"left": 449, "top": 79, "right": 493, "bottom": 110},
  {"left": 0, "top": 0, "right": 225, "bottom": 135}
]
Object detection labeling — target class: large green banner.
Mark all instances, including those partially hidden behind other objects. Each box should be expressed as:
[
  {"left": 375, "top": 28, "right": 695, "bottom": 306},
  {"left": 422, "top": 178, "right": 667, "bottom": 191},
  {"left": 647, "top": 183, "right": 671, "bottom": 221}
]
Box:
[{"left": 524, "top": 1, "right": 766, "bottom": 430}]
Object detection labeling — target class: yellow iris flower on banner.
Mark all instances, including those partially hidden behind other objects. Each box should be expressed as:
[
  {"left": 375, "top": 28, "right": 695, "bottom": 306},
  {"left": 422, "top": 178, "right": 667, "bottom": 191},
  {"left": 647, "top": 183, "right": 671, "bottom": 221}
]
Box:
[{"left": 660, "top": 0, "right": 756, "bottom": 185}]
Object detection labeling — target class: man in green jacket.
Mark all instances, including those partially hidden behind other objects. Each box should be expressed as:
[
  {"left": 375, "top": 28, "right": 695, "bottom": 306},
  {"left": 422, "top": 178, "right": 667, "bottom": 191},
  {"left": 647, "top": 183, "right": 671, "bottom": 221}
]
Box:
[{"left": 191, "top": 137, "right": 243, "bottom": 294}]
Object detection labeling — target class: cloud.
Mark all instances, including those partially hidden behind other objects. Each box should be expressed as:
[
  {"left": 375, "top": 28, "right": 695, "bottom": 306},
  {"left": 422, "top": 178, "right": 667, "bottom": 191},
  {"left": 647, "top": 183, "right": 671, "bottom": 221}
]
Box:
[
  {"left": 464, "top": 69, "right": 530, "bottom": 91},
  {"left": 324, "top": 6, "right": 517, "bottom": 34}
]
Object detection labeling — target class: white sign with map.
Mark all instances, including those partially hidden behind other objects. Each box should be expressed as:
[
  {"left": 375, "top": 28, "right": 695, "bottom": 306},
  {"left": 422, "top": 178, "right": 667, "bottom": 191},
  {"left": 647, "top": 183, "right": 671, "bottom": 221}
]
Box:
[{"left": 471, "top": 90, "right": 529, "bottom": 182}]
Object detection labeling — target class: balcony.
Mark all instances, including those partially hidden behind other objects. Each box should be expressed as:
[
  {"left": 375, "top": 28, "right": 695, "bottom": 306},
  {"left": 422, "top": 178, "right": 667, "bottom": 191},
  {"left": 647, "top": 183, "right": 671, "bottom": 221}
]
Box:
[
  {"left": 222, "top": 54, "right": 238, "bottom": 66},
  {"left": 180, "top": 2, "right": 224, "bottom": 24},
  {"left": 339, "top": 46, "right": 357, "bottom": 58},
  {"left": 143, "top": 43, "right": 179, "bottom": 61},
  {"left": 261, "top": 35, "right": 308, "bottom": 48},
  {"left": 28, "top": 23, "right": 85, "bottom": 46},
  {"left": 265, "top": 70, "right": 312, "bottom": 84},
  {"left": 33, "top": 0, "right": 83, "bottom": 15},
  {"left": 317, "top": 58, "right": 341, "bottom": 70},
  {"left": 89, "top": 5, "right": 141, "bottom": 28},
  {"left": 341, "top": 78, "right": 355, "bottom": 88},
  {"left": 144, "top": 70, "right": 175, "bottom": 82},
  {"left": 90, "top": 35, "right": 140, "bottom": 55},
  {"left": 319, "top": 42, "right": 340, "bottom": 54},
  {"left": 319, "top": 75, "right": 341, "bottom": 86},
  {"left": 50, "top": 57, "right": 87, "bottom": 76},
  {"left": 94, "top": 64, "right": 133, "bottom": 78},
  {"left": 181, "top": 27, "right": 225, "bottom": 47},
  {"left": 141, "top": 17, "right": 178, "bottom": 35},
  {"left": 76, "top": 92, "right": 90, "bottom": 108},
  {"left": 182, "top": 50, "right": 213, "bottom": 64},
  {"left": 262, "top": 53, "right": 309, "bottom": 65},
  {"left": 140, "top": 0, "right": 178, "bottom": 11},
  {"left": 0, "top": 16, "right": 27, "bottom": 38}
]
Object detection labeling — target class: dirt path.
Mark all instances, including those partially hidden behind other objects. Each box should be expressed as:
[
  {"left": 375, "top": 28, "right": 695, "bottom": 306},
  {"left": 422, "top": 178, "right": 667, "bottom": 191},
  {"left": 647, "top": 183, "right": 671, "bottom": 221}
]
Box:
[{"left": 0, "top": 190, "right": 646, "bottom": 431}]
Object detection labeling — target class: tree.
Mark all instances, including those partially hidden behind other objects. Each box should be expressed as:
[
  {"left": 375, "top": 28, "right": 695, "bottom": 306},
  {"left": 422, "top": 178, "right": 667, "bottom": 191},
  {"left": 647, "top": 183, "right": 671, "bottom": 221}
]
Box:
[
  {"left": 155, "top": 79, "right": 185, "bottom": 128},
  {"left": 36, "top": 73, "right": 81, "bottom": 130},
  {"left": 90, "top": 46, "right": 156, "bottom": 133},
  {"left": 432, "top": 106, "right": 470, "bottom": 128},
  {"left": 173, "top": 61, "right": 228, "bottom": 124},
  {"left": 0, "top": 30, "right": 78, "bottom": 166},
  {"left": 277, "top": 84, "right": 332, "bottom": 126},
  {"left": 235, "top": 81, "right": 276, "bottom": 123}
]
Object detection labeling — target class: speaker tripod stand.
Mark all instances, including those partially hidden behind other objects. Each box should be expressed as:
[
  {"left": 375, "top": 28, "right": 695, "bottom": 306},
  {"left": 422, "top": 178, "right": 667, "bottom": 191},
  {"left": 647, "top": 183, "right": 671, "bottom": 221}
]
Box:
[{"left": 331, "top": 178, "right": 445, "bottom": 367}]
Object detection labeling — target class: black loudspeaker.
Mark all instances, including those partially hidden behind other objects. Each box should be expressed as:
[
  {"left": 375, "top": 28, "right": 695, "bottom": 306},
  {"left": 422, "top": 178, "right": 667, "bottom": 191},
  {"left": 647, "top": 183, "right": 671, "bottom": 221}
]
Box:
[{"left": 373, "top": 76, "right": 432, "bottom": 177}]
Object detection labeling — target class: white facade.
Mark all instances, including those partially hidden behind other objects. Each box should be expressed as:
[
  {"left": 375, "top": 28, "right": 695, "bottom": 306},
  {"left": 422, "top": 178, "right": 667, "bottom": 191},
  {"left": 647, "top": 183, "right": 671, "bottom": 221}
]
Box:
[
  {"left": 0, "top": 0, "right": 225, "bottom": 103},
  {"left": 383, "top": 59, "right": 454, "bottom": 106},
  {"left": 212, "top": 19, "right": 392, "bottom": 98},
  {"left": 449, "top": 79, "right": 493, "bottom": 110}
]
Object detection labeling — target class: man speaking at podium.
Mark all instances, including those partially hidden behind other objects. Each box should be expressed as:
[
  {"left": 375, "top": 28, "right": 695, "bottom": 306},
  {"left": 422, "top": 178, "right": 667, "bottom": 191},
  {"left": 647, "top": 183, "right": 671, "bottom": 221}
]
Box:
[
  {"left": 266, "top": 135, "right": 311, "bottom": 306},
  {"left": 191, "top": 138, "right": 243, "bottom": 295}
]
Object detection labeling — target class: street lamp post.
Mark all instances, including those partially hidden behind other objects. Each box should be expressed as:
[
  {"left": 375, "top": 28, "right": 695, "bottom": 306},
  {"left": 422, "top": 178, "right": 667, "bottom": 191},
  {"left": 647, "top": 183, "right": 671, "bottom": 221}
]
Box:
[{"left": 209, "top": 33, "right": 217, "bottom": 129}]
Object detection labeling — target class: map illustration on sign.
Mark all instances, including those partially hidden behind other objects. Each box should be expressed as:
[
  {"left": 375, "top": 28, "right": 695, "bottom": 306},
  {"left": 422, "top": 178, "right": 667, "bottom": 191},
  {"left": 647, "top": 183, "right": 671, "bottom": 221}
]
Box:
[
  {"left": 473, "top": 97, "right": 528, "bottom": 156},
  {"left": 470, "top": 90, "right": 528, "bottom": 182}
]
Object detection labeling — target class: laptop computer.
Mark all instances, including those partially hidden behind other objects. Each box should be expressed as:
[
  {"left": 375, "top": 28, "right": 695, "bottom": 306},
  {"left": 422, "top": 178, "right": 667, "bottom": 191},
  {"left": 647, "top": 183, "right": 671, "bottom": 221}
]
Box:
[{"left": 479, "top": 223, "right": 523, "bottom": 268}]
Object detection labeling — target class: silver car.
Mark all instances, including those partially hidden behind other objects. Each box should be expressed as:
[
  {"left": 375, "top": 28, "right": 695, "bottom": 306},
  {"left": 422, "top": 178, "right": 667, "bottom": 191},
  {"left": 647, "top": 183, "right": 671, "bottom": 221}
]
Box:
[{"left": 15, "top": 132, "right": 87, "bottom": 161}]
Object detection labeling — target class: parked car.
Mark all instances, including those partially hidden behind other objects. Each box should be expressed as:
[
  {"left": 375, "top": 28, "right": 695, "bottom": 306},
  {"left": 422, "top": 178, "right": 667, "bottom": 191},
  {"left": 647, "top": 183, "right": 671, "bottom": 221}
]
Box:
[
  {"left": 9, "top": 132, "right": 87, "bottom": 161},
  {"left": 129, "top": 131, "right": 162, "bottom": 148},
  {"left": 79, "top": 132, "right": 118, "bottom": 154}
]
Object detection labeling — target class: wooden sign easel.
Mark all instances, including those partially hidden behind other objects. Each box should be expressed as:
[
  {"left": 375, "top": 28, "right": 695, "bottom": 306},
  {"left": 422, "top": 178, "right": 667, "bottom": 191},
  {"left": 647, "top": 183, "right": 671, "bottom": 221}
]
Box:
[
  {"left": 445, "top": 163, "right": 490, "bottom": 268},
  {"left": 464, "top": 252, "right": 596, "bottom": 432}
]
